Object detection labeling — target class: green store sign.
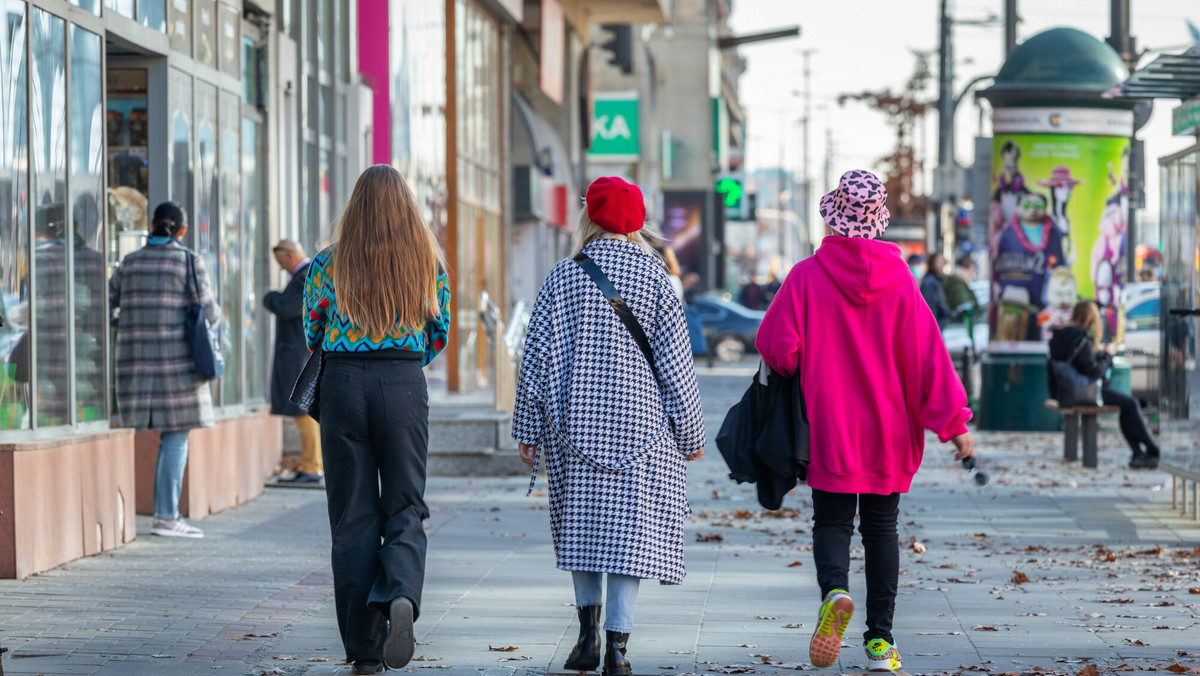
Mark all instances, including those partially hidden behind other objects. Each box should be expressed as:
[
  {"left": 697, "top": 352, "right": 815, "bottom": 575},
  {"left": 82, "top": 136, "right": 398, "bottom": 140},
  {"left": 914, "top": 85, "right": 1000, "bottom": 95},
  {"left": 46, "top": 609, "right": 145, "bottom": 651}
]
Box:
[
  {"left": 1173, "top": 96, "right": 1200, "bottom": 136},
  {"left": 589, "top": 95, "right": 639, "bottom": 160}
]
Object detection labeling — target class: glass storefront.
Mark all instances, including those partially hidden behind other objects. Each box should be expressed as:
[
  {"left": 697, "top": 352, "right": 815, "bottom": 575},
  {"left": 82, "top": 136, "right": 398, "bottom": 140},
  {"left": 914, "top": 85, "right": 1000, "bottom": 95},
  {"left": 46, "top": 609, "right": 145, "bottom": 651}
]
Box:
[
  {"left": 1158, "top": 147, "right": 1200, "bottom": 472},
  {"left": 455, "top": 0, "right": 503, "bottom": 392},
  {"left": 0, "top": 1, "right": 28, "bottom": 430}
]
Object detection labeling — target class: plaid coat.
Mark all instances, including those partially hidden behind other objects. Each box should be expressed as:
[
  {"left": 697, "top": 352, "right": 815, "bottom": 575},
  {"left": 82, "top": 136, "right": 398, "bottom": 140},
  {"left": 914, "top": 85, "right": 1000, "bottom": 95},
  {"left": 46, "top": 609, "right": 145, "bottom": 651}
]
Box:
[{"left": 110, "top": 240, "right": 221, "bottom": 432}]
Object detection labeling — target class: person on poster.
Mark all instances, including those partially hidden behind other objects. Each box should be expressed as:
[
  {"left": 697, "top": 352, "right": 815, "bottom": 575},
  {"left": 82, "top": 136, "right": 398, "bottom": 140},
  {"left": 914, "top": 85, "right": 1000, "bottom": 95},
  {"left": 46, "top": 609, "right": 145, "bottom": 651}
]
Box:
[
  {"left": 1037, "top": 166, "right": 1083, "bottom": 266},
  {"left": 1092, "top": 146, "right": 1130, "bottom": 330},
  {"left": 989, "top": 140, "right": 1025, "bottom": 255},
  {"left": 992, "top": 190, "right": 1066, "bottom": 341}
]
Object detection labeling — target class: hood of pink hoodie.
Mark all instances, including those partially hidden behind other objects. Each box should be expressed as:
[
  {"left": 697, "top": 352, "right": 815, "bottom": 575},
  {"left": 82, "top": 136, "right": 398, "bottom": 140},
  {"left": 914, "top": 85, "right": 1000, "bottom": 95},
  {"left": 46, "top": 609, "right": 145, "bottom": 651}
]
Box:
[{"left": 815, "top": 236, "right": 910, "bottom": 306}]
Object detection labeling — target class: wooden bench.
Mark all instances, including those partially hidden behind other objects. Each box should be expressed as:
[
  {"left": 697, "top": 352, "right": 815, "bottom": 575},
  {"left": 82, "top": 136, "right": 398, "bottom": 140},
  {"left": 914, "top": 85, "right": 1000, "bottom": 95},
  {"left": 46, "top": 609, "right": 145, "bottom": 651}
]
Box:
[{"left": 1044, "top": 399, "right": 1121, "bottom": 468}]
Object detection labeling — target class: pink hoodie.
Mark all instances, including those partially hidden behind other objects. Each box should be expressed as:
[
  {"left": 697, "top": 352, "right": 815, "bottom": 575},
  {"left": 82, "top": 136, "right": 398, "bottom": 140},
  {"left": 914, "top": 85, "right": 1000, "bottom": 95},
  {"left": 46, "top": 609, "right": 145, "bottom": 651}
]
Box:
[{"left": 755, "top": 236, "right": 971, "bottom": 495}]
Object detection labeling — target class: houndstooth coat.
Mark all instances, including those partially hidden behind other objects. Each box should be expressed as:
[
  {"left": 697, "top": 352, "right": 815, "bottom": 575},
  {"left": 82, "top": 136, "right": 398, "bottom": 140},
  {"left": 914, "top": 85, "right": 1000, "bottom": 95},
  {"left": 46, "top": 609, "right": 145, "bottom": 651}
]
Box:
[
  {"left": 512, "top": 238, "right": 705, "bottom": 585},
  {"left": 110, "top": 240, "right": 220, "bottom": 432}
]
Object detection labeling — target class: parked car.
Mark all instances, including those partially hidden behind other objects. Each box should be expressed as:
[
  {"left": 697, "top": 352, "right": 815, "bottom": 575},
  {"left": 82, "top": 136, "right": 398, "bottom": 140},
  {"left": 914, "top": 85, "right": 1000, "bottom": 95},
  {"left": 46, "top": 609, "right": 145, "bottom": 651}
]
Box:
[
  {"left": 690, "top": 294, "right": 765, "bottom": 362},
  {"left": 1122, "top": 282, "right": 1161, "bottom": 403}
]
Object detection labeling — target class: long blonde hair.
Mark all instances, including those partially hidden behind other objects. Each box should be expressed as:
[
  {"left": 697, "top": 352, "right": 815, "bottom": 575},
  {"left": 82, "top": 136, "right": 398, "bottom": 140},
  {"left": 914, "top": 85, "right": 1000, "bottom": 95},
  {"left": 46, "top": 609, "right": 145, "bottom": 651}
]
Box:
[
  {"left": 1068, "top": 300, "right": 1104, "bottom": 352},
  {"left": 571, "top": 207, "right": 661, "bottom": 260},
  {"left": 331, "top": 165, "right": 446, "bottom": 338}
]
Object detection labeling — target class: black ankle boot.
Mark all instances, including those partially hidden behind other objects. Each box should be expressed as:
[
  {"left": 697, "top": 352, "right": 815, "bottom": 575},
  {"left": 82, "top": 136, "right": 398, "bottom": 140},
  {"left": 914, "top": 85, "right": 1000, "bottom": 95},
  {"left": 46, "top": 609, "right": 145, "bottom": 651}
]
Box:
[
  {"left": 563, "top": 605, "right": 602, "bottom": 671},
  {"left": 1130, "top": 452, "right": 1152, "bottom": 469},
  {"left": 602, "top": 631, "right": 632, "bottom": 676}
]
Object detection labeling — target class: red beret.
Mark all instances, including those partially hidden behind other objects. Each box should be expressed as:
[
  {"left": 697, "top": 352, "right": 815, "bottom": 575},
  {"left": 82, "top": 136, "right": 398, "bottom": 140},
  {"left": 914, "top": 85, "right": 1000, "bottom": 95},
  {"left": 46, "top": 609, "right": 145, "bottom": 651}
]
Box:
[{"left": 586, "top": 177, "right": 646, "bottom": 235}]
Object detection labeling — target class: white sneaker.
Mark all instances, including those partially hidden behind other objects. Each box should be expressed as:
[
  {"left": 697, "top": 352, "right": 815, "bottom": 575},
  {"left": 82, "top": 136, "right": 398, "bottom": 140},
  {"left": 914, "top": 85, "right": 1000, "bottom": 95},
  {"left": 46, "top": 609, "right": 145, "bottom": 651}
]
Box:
[{"left": 152, "top": 518, "right": 204, "bottom": 538}]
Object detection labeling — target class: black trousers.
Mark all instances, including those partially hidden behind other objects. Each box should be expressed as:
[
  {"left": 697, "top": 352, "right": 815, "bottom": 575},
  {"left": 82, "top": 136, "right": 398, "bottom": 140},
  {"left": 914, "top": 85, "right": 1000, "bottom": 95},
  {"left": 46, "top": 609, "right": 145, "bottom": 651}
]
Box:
[
  {"left": 811, "top": 489, "right": 901, "bottom": 644},
  {"left": 319, "top": 357, "right": 430, "bottom": 662},
  {"left": 1101, "top": 387, "right": 1159, "bottom": 457}
]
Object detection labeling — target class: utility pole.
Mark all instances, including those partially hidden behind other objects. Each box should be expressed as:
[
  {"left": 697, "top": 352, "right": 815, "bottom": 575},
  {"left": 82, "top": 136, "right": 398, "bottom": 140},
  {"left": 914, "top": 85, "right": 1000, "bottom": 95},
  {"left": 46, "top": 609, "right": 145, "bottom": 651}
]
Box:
[
  {"left": 1105, "top": 0, "right": 1139, "bottom": 285},
  {"left": 1004, "top": 0, "right": 1018, "bottom": 57},
  {"left": 936, "top": 0, "right": 955, "bottom": 257},
  {"left": 800, "top": 48, "right": 816, "bottom": 251}
]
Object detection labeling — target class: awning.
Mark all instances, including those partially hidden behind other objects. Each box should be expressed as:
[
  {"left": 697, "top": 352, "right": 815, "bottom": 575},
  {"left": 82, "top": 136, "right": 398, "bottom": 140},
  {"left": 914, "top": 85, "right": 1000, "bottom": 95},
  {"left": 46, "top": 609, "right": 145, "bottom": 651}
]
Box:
[
  {"left": 513, "top": 92, "right": 574, "bottom": 227},
  {"left": 1106, "top": 46, "right": 1200, "bottom": 100}
]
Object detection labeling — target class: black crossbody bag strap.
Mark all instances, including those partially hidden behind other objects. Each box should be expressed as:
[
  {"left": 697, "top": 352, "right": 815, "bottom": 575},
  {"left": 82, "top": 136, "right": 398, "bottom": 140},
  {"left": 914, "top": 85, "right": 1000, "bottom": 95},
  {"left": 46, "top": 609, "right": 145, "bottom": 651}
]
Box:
[{"left": 573, "top": 252, "right": 661, "bottom": 386}]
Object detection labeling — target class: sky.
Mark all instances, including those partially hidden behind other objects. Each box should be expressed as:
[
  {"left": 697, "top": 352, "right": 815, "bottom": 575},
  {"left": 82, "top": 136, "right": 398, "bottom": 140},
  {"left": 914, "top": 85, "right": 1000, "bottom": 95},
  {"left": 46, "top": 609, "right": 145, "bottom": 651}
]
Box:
[{"left": 728, "top": 0, "right": 1199, "bottom": 233}]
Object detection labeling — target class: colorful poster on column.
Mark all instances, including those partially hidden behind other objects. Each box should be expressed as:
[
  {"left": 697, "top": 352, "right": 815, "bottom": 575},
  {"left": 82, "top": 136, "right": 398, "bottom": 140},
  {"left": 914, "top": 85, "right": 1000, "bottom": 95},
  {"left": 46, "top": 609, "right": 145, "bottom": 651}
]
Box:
[{"left": 987, "top": 108, "right": 1132, "bottom": 344}]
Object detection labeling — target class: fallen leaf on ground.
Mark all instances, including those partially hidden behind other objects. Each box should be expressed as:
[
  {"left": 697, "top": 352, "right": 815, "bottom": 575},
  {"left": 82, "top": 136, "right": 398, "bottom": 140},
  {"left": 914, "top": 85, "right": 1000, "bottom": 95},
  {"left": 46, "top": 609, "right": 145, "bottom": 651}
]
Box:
[
  {"left": 754, "top": 615, "right": 779, "bottom": 620},
  {"left": 1124, "top": 638, "right": 1147, "bottom": 646},
  {"left": 786, "top": 560, "right": 803, "bottom": 567},
  {"left": 738, "top": 644, "right": 757, "bottom": 648},
  {"left": 1166, "top": 665, "right": 1193, "bottom": 674},
  {"left": 1077, "top": 665, "right": 1099, "bottom": 676},
  {"left": 783, "top": 623, "right": 804, "bottom": 628},
  {"left": 696, "top": 533, "right": 724, "bottom": 543},
  {"left": 1012, "top": 570, "right": 1031, "bottom": 585},
  {"left": 488, "top": 646, "right": 519, "bottom": 652},
  {"left": 669, "top": 650, "right": 695, "bottom": 654},
  {"left": 308, "top": 657, "right": 331, "bottom": 662},
  {"left": 1188, "top": 588, "right": 1200, "bottom": 595},
  {"left": 973, "top": 625, "right": 999, "bottom": 632},
  {"left": 498, "top": 655, "right": 532, "bottom": 662},
  {"left": 412, "top": 656, "right": 441, "bottom": 661},
  {"left": 911, "top": 542, "right": 927, "bottom": 553},
  {"left": 272, "top": 655, "right": 299, "bottom": 661}
]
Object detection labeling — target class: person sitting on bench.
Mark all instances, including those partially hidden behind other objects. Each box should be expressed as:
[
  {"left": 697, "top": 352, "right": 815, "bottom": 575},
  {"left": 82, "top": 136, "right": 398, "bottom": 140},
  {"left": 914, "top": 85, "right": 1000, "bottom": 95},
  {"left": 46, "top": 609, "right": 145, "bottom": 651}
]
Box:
[{"left": 1048, "top": 300, "right": 1160, "bottom": 469}]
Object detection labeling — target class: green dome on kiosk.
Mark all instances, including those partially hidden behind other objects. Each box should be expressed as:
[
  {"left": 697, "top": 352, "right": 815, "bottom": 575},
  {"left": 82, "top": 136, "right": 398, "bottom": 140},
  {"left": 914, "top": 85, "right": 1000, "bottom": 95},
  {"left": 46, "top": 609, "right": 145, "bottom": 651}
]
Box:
[{"left": 981, "top": 28, "right": 1131, "bottom": 105}]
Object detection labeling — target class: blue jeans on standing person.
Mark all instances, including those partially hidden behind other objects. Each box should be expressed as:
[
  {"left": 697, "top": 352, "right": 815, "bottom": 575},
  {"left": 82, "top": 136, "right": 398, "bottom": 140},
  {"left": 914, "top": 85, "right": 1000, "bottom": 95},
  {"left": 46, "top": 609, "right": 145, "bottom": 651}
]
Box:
[
  {"left": 572, "top": 572, "right": 641, "bottom": 632},
  {"left": 155, "top": 431, "right": 190, "bottom": 520}
]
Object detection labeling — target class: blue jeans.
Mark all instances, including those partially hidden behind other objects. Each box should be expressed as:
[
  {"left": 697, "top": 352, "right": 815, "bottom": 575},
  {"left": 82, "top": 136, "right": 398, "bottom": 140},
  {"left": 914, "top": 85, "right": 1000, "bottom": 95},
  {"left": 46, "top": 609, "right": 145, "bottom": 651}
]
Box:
[
  {"left": 154, "top": 431, "right": 190, "bottom": 520},
  {"left": 572, "top": 572, "right": 641, "bottom": 632}
]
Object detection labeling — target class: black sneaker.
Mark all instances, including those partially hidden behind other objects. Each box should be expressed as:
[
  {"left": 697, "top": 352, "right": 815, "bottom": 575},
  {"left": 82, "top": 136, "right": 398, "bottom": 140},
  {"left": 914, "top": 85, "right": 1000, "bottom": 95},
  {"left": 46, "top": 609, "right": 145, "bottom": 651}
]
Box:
[
  {"left": 1129, "top": 453, "right": 1153, "bottom": 469},
  {"left": 354, "top": 659, "right": 383, "bottom": 674},
  {"left": 383, "top": 598, "right": 416, "bottom": 670}
]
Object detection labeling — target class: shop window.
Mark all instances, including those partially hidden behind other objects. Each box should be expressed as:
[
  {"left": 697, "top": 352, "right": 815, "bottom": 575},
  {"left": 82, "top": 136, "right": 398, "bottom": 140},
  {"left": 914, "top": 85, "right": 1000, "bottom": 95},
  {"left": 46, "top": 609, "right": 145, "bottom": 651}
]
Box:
[
  {"left": 169, "top": 0, "right": 190, "bottom": 54},
  {"left": 30, "top": 8, "right": 68, "bottom": 428},
  {"left": 73, "top": 0, "right": 103, "bottom": 17},
  {"left": 0, "top": 2, "right": 28, "bottom": 431},
  {"left": 218, "top": 4, "right": 239, "bottom": 78},
  {"left": 70, "top": 25, "right": 106, "bottom": 424},
  {"left": 140, "top": 0, "right": 167, "bottom": 32},
  {"left": 195, "top": 0, "right": 217, "bottom": 68},
  {"left": 241, "top": 117, "right": 266, "bottom": 402},
  {"left": 107, "top": 68, "right": 150, "bottom": 264},
  {"left": 242, "top": 36, "right": 260, "bottom": 107},
  {"left": 169, "top": 70, "right": 193, "bottom": 241},
  {"left": 219, "top": 93, "right": 241, "bottom": 406}
]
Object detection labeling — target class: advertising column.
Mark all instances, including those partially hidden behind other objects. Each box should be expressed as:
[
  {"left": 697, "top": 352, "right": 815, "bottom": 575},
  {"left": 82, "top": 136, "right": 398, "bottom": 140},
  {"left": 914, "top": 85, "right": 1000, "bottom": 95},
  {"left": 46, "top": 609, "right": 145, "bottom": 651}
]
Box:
[{"left": 987, "top": 107, "right": 1133, "bottom": 345}]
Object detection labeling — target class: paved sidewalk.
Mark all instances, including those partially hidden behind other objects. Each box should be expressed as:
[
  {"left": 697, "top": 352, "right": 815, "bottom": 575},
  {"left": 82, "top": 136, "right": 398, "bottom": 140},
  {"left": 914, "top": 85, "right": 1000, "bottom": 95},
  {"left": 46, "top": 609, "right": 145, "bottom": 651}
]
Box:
[{"left": 2, "top": 368, "right": 1199, "bottom": 676}]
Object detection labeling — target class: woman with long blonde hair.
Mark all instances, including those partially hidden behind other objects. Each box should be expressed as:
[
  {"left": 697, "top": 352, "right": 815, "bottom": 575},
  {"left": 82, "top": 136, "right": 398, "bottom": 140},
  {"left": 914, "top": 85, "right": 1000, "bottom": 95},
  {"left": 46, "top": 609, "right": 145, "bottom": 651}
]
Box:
[
  {"left": 303, "top": 164, "right": 450, "bottom": 675},
  {"left": 1048, "top": 300, "right": 1159, "bottom": 468},
  {"left": 514, "top": 177, "right": 705, "bottom": 676}
]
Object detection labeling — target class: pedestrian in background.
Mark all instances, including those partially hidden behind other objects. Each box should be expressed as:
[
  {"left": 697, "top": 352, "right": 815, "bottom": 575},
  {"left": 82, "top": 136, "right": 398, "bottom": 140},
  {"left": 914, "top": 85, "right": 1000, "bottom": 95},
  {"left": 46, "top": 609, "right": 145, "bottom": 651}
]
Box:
[
  {"left": 943, "top": 255, "right": 979, "bottom": 315},
  {"left": 756, "top": 170, "right": 974, "bottom": 672},
  {"left": 304, "top": 165, "right": 451, "bottom": 675},
  {"left": 110, "top": 201, "right": 219, "bottom": 539},
  {"left": 264, "top": 239, "right": 322, "bottom": 484},
  {"left": 1048, "top": 300, "right": 1160, "bottom": 468},
  {"left": 513, "top": 177, "right": 705, "bottom": 676},
  {"left": 920, "top": 252, "right": 952, "bottom": 328}
]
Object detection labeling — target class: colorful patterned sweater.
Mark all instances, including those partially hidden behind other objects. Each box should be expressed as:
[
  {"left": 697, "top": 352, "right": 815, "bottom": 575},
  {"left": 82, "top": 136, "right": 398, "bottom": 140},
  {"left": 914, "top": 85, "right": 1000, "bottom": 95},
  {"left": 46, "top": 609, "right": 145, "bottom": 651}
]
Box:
[{"left": 303, "top": 247, "right": 451, "bottom": 366}]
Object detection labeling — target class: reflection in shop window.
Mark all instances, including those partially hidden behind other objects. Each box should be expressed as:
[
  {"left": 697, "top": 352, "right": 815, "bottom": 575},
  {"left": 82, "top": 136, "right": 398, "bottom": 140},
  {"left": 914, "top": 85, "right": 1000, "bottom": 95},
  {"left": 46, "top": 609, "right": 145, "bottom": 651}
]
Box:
[
  {"left": 73, "top": 0, "right": 102, "bottom": 16},
  {"left": 104, "top": 0, "right": 134, "bottom": 19},
  {"left": 107, "top": 68, "right": 150, "bottom": 265},
  {"left": 71, "top": 25, "right": 106, "bottom": 424},
  {"left": 31, "top": 8, "right": 69, "bottom": 428},
  {"left": 220, "top": 93, "right": 241, "bottom": 406},
  {"left": 242, "top": 118, "right": 266, "bottom": 402},
  {"left": 0, "top": 1, "right": 28, "bottom": 431},
  {"left": 169, "top": 70, "right": 193, "bottom": 243},
  {"left": 140, "top": 0, "right": 167, "bottom": 33}
]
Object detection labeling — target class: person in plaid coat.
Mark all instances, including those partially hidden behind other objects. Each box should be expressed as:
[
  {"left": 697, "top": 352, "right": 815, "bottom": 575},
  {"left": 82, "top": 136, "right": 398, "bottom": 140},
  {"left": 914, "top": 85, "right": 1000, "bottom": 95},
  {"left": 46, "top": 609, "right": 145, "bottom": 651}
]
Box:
[
  {"left": 513, "top": 177, "right": 705, "bottom": 676},
  {"left": 110, "top": 202, "right": 220, "bottom": 539}
]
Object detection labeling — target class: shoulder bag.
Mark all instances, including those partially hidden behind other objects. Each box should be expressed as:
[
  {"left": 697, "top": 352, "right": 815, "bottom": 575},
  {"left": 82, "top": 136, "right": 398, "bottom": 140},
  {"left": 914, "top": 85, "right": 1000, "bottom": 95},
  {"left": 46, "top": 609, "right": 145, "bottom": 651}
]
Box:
[
  {"left": 289, "top": 342, "right": 323, "bottom": 422},
  {"left": 1049, "top": 336, "right": 1102, "bottom": 408},
  {"left": 572, "top": 252, "right": 660, "bottom": 386},
  {"left": 184, "top": 253, "right": 225, "bottom": 381}
]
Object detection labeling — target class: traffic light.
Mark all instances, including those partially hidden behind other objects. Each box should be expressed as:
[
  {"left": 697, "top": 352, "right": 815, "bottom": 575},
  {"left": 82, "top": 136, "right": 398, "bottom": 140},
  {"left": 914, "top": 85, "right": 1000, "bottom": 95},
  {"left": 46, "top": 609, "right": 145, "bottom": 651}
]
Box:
[{"left": 599, "top": 24, "right": 633, "bottom": 74}]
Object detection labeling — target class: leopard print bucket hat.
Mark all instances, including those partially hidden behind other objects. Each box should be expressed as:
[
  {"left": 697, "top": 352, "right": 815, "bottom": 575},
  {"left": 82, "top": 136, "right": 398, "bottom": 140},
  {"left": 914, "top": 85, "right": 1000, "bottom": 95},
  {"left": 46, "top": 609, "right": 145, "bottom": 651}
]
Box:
[{"left": 818, "top": 169, "right": 891, "bottom": 239}]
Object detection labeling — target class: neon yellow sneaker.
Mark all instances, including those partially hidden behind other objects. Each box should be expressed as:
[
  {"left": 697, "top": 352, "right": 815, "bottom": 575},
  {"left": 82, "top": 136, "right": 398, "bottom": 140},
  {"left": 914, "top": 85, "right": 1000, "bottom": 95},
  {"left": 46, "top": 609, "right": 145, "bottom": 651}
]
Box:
[
  {"left": 808, "top": 589, "right": 853, "bottom": 668},
  {"left": 864, "top": 638, "right": 902, "bottom": 672}
]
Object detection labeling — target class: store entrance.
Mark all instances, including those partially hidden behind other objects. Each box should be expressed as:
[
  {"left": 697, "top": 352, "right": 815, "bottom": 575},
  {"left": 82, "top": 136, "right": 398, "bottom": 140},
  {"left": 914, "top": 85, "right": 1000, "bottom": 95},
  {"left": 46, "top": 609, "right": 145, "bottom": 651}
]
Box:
[{"left": 105, "top": 64, "right": 152, "bottom": 267}]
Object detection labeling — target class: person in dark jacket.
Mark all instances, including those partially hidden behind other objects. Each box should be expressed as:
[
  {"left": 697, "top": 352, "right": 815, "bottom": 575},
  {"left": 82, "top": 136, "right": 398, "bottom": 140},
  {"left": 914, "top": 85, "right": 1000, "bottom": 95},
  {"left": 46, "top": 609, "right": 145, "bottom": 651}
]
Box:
[
  {"left": 919, "top": 252, "right": 952, "bottom": 329},
  {"left": 265, "top": 239, "right": 321, "bottom": 484},
  {"left": 1048, "top": 300, "right": 1159, "bottom": 469}
]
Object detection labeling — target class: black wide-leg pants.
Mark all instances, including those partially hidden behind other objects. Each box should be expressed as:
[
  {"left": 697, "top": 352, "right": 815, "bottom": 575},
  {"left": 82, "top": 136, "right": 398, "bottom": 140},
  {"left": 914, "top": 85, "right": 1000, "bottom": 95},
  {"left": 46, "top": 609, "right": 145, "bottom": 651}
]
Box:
[{"left": 319, "top": 356, "right": 429, "bottom": 662}]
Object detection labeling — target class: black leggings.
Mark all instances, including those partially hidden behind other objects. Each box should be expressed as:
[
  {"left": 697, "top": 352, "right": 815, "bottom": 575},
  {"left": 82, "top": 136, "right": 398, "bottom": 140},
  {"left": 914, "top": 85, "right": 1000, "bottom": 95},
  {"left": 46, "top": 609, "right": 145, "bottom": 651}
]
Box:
[
  {"left": 1101, "top": 387, "right": 1159, "bottom": 457},
  {"left": 811, "top": 489, "right": 900, "bottom": 644}
]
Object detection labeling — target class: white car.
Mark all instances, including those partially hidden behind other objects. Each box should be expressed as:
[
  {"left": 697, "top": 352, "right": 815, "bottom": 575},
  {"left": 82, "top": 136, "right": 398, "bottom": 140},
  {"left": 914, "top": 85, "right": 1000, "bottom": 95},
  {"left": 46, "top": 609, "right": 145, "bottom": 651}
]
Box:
[{"left": 1122, "top": 283, "right": 1160, "bottom": 403}]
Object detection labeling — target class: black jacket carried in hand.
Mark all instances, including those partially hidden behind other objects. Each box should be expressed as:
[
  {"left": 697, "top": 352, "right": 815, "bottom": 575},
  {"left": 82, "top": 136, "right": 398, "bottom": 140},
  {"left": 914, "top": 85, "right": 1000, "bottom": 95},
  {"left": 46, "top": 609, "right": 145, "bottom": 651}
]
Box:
[
  {"left": 1047, "top": 325, "right": 1112, "bottom": 397},
  {"left": 264, "top": 261, "right": 312, "bottom": 416}
]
